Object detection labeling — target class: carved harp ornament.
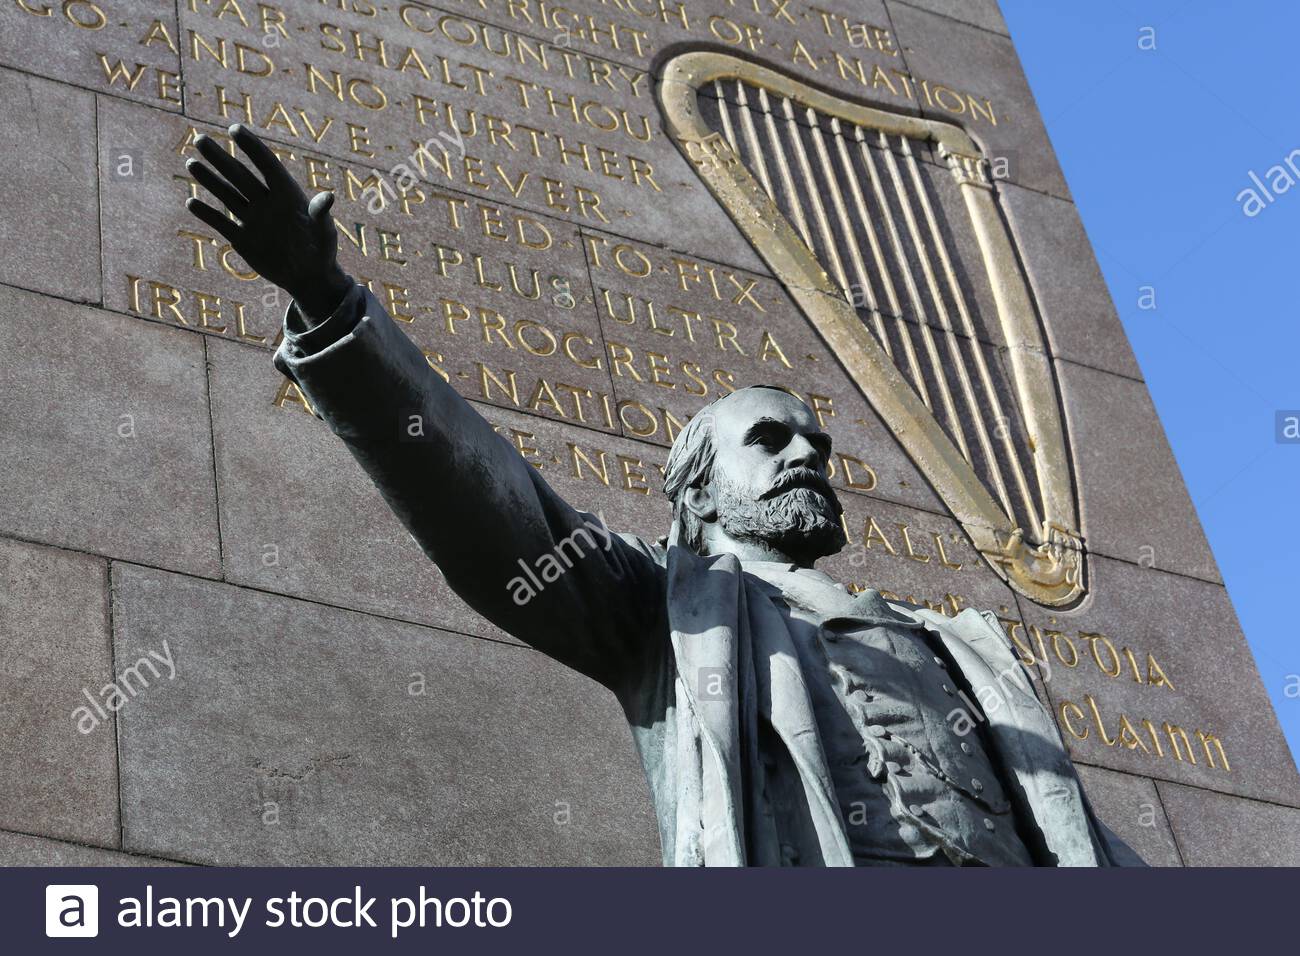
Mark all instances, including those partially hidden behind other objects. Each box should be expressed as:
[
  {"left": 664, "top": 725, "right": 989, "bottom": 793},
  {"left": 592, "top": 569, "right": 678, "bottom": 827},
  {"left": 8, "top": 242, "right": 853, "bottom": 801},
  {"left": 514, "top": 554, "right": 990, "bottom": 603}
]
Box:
[{"left": 657, "top": 51, "right": 1084, "bottom": 607}]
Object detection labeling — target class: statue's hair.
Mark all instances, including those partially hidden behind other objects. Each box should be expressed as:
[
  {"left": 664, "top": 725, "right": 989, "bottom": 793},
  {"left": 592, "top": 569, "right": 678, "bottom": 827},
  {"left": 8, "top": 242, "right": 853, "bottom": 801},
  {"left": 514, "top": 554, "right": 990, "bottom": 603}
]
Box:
[{"left": 662, "top": 385, "right": 792, "bottom": 554}]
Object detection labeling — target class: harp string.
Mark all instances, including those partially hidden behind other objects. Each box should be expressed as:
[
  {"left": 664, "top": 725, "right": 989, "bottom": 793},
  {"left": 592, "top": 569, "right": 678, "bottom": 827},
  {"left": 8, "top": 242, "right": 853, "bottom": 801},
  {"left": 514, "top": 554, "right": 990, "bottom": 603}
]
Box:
[
  {"left": 735, "top": 82, "right": 776, "bottom": 201},
  {"left": 713, "top": 81, "right": 738, "bottom": 154}
]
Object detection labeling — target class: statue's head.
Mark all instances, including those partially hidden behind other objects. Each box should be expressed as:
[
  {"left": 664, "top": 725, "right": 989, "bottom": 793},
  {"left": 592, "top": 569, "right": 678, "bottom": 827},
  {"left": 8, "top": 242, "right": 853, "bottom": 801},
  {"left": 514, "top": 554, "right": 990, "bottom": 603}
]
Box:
[{"left": 663, "top": 386, "right": 847, "bottom": 567}]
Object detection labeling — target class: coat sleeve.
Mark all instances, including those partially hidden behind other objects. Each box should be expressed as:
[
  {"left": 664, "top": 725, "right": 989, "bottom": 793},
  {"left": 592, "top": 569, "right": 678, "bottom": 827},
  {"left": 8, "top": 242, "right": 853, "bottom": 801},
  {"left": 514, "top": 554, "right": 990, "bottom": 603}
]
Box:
[{"left": 274, "top": 283, "right": 667, "bottom": 689}]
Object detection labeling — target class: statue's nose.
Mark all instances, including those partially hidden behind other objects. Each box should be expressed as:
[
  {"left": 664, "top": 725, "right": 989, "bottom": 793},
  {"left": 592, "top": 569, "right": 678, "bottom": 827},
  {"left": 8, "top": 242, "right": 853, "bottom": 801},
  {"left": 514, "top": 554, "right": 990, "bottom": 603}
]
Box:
[{"left": 784, "top": 433, "right": 824, "bottom": 471}]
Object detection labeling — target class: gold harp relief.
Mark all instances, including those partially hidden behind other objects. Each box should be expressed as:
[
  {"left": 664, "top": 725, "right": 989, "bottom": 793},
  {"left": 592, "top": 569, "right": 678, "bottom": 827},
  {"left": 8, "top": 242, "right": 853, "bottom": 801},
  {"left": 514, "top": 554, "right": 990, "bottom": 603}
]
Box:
[{"left": 657, "top": 51, "right": 1084, "bottom": 607}]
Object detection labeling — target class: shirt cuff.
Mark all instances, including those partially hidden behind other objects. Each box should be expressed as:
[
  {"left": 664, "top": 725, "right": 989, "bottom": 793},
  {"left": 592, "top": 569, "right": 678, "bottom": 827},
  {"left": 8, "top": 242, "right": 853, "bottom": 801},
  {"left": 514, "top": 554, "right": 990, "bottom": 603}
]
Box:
[{"left": 282, "top": 282, "right": 366, "bottom": 358}]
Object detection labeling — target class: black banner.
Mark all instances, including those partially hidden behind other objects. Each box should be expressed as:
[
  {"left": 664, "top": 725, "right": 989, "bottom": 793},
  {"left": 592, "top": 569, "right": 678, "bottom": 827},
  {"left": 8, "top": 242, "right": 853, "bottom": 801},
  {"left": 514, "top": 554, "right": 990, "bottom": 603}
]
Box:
[{"left": 8, "top": 866, "right": 1289, "bottom": 953}]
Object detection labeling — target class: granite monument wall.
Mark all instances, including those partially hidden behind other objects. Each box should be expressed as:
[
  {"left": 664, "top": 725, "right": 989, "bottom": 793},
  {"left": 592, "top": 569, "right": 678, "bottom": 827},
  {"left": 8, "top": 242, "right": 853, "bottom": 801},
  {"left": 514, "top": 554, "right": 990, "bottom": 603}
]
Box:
[{"left": 1, "top": 0, "right": 1297, "bottom": 866}]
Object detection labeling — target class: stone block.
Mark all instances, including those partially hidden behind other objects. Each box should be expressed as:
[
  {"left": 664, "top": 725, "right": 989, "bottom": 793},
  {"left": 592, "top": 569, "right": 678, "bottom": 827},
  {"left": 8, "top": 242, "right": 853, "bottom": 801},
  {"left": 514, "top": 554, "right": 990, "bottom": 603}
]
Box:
[
  {"left": 0, "top": 1, "right": 181, "bottom": 109},
  {"left": 0, "top": 537, "right": 117, "bottom": 848},
  {"left": 1074, "top": 764, "right": 1182, "bottom": 866},
  {"left": 890, "top": 0, "right": 1008, "bottom": 35},
  {"left": 1157, "top": 782, "right": 1300, "bottom": 866},
  {"left": 0, "top": 284, "right": 220, "bottom": 576},
  {"left": 441, "top": 0, "right": 908, "bottom": 109},
  {"left": 824, "top": 493, "right": 1021, "bottom": 620},
  {"left": 112, "top": 562, "right": 661, "bottom": 865},
  {"left": 174, "top": 0, "right": 765, "bottom": 271},
  {"left": 207, "top": 334, "right": 508, "bottom": 640},
  {"left": 1057, "top": 359, "right": 1220, "bottom": 583},
  {"left": 0, "top": 67, "right": 99, "bottom": 301}
]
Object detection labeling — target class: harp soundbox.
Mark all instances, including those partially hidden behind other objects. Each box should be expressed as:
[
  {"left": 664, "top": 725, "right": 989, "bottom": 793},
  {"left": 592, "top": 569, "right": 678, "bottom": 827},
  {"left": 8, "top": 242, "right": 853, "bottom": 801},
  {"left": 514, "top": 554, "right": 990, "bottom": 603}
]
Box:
[{"left": 658, "top": 51, "right": 1084, "bottom": 607}]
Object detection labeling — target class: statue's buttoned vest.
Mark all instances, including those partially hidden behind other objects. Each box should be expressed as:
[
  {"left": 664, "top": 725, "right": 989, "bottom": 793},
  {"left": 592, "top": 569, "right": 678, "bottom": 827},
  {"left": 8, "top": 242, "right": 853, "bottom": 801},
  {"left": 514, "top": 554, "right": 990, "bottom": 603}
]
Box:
[{"left": 744, "top": 562, "right": 1033, "bottom": 866}]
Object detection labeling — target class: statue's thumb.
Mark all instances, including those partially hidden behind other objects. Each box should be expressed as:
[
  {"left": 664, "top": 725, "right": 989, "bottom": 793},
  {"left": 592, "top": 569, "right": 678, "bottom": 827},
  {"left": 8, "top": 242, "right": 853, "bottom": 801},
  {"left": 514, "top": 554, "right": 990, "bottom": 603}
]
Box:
[{"left": 307, "top": 191, "right": 335, "bottom": 232}]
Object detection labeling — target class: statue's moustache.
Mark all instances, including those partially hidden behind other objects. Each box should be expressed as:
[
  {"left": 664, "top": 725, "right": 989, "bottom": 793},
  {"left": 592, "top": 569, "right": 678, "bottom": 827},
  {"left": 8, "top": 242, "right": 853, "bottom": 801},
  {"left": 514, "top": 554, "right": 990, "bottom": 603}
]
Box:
[{"left": 758, "top": 467, "right": 835, "bottom": 503}]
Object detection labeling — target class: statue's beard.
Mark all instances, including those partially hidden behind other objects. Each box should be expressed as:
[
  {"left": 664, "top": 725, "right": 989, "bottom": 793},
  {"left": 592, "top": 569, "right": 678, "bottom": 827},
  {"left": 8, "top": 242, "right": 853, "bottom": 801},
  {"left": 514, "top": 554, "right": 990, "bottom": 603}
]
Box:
[{"left": 714, "top": 467, "right": 847, "bottom": 564}]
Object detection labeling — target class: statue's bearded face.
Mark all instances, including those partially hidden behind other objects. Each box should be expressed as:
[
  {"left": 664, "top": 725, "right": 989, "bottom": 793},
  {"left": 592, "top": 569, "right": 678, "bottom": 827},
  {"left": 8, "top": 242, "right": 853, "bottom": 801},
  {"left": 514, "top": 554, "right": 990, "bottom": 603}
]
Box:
[{"left": 707, "top": 389, "right": 847, "bottom": 564}]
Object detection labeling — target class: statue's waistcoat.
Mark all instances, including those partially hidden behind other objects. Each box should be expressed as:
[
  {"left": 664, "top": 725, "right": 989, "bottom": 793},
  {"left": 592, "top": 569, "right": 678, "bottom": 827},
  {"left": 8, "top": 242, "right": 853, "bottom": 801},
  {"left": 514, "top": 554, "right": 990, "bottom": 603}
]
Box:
[{"left": 748, "top": 564, "right": 1033, "bottom": 866}]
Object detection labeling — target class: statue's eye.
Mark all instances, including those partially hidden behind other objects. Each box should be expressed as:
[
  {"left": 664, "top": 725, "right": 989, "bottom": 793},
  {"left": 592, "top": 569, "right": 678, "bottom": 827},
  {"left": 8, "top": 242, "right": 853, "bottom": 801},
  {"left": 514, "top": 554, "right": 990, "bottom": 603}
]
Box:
[{"left": 746, "top": 422, "right": 791, "bottom": 450}]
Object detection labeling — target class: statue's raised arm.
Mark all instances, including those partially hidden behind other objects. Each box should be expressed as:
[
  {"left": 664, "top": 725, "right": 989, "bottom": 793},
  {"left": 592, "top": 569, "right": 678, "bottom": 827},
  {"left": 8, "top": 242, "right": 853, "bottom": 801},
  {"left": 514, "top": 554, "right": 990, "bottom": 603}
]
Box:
[{"left": 184, "top": 125, "right": 666, "bottom": 689}]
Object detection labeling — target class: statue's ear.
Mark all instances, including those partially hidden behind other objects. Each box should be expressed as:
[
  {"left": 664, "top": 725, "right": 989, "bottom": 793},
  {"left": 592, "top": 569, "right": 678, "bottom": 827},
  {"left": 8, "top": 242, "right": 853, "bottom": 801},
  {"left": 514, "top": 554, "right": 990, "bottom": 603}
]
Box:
[{"left": 682, "top": 483, "right": 717, "bottom": 523}]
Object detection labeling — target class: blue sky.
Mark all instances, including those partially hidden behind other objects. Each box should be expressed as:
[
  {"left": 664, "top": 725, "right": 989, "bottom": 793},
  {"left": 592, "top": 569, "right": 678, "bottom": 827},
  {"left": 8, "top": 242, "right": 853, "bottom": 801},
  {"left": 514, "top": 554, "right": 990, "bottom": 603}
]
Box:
[{"left": 1001, "top": 1, "right": 1299, "bottom": 765}]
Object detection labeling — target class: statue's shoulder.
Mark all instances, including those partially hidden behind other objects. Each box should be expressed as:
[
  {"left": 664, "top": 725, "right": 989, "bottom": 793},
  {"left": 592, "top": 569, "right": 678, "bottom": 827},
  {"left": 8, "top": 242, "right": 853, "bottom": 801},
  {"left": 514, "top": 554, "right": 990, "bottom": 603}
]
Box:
[
  {"left": 568, "top": 509, "right": 667, "bottom": 569},
  {"left": 899, "top": 601, "right": 1012, "bottom": 646},
  {"left": 617, "top": 528, "right": 669, "bottom": 568}
]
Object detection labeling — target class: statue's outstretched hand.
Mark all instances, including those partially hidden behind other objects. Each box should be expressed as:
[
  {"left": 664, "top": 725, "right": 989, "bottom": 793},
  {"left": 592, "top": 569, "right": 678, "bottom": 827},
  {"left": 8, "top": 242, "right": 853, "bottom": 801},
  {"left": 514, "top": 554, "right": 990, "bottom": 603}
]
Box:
[{"left": 184, "top": 123, "right": 352, "bottom": 319}]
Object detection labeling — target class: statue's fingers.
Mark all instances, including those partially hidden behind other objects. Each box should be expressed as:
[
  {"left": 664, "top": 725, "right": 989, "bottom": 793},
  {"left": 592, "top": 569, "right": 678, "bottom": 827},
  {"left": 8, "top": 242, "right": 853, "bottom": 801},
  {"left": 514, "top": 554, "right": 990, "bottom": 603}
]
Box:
[
  {"left": 194, "top": 133, "right": 264, "bottom": 200},
  {"left": 186, "top": 159, "right": 248, "bottom": 214},
  {"left": 185, "top": 197, "right": 244, "bottom": 247},
  {"left": 229, "top": 123, "right": 296, "bottom": 193}
]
